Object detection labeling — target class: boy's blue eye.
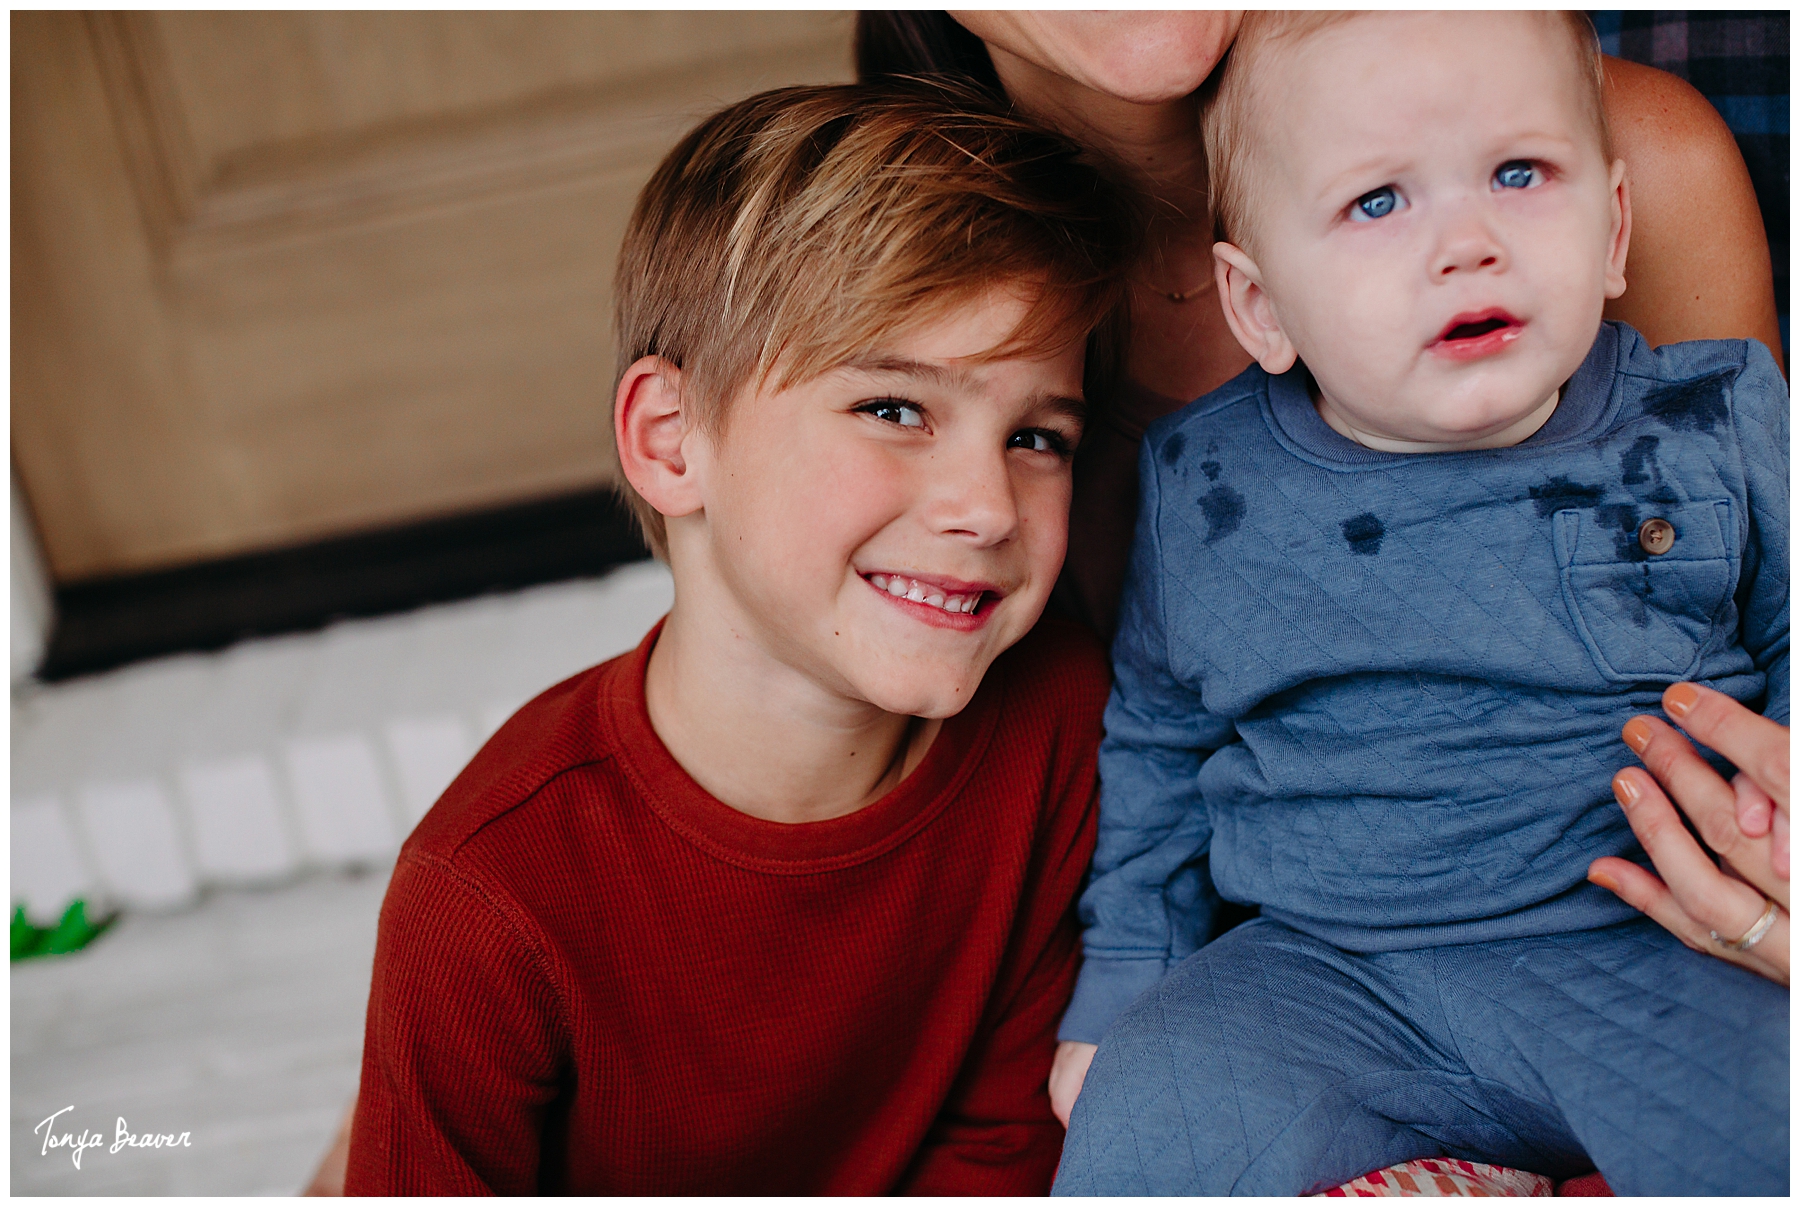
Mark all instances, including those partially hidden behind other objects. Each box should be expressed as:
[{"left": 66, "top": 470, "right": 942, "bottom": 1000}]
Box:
[
  {"left": 860, "top": 399, "right": 925, "bottom": 428},
  {"left": 1494, "top": 161, "right": 1538, "bottom": 190},
  {"left": 1350, "top": 186, "right": 1403, "bottom": 222}
]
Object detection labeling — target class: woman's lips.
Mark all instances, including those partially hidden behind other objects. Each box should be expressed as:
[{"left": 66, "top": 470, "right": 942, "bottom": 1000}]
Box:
[
  {"left": 1430, "top": 309, "right": 1523, "bottom": 361},
  {"left": 863, "top": 572, "right": 1002, "bottom": 631}
]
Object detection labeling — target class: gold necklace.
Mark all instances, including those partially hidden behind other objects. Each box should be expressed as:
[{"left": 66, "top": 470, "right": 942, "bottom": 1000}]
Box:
[{"left": 1133, "top": 274, "right": 1214, "bottom": 304}]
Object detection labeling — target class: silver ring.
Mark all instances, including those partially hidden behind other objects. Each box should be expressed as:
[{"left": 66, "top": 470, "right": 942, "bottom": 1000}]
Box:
[{"left": 1711, "top": 897, "right": 1780, "bottom": 952}]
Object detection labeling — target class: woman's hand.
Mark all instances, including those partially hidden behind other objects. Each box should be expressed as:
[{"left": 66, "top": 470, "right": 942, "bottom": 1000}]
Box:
[
  {"left": 1589, "top": 683, "right": 1789, "bottom": 985},
  {"left": 1049, "top": 1040, "right": 1097, "bottom": 1127}
]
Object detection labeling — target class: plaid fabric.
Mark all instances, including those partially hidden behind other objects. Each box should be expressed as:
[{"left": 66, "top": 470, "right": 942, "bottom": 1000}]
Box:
[
  {"left": 1319, "top": 1158, "right": 1555, "bottom": 1197},
  {"left": 1591, "top": 11, "right": 1789, "bottom": 354}
]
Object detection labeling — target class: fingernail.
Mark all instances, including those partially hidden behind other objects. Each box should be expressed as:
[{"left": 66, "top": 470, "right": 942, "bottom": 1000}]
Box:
[
  {"left": 1613, "top": 774, "right": 1639, "bottom": 806},
  {"left": 1664, "top": 682, "right": 1700, "bottom": 719},
  {"left": 1589, "top": 870, "right": 1619, "bottom": 893},
  {"left": 1621, "top": 717, "right": 1653, "bottom": 754}
]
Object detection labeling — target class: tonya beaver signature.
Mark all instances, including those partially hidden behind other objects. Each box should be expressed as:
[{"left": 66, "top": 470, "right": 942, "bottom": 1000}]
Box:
[{"left": 34, "top": 1105, "right": 192, "bottom": 1169}]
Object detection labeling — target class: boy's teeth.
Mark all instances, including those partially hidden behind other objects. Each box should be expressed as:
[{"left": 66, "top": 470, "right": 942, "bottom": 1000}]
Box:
[{"left": 870, "top": 575, "right": 985, "bottom": 614}]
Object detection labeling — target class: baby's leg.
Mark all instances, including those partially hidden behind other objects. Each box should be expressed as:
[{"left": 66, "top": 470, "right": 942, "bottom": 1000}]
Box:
[
  {"left": 1053, "top": 919, "right": 1588, "bottom": 1195},
  {"left": 1434, "top": 918, "right": 1788, "bottom": 1196}
]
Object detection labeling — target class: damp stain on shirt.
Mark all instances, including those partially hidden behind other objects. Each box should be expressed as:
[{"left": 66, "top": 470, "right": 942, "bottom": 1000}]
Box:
[
  {"left": 1644, "top": 371, "right": 1731, "bottom": 432},
  {"left": 1342, "top": 513, "right": 1385, "bottom": 556},
  {"left": 1198, "top": 486, "right": 1245, "bottom": 543}
]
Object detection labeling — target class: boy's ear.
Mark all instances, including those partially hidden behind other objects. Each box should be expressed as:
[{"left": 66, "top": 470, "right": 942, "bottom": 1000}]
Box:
[
  {"left": 614, "top": 355, "right": 704, "bottom": 522},
  {"left": 1212, "top": 243, "right": 1299, "bottom": 374},
  {"left": 1603, "top": 158, "right": 1631, "bottom": 300}
]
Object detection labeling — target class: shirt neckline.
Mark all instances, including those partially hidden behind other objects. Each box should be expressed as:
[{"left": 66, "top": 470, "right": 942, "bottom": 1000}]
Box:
[
  {"left": 595, "top": 619, "right": 1002, "bottom": 873},
  {"left": 1265, "top": 321, "right": 1622, "bottom": 466}
]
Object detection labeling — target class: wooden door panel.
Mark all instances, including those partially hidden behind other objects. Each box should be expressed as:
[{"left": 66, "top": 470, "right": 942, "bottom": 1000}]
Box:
[
  {"left": 14, "top": 12, "right": 853, "bottom": 581},
  {"left": 14, "top": 13, "right": 207, "bottom": 577},
  {"left": 152, "top": 11, "right": 850, "bottom": 161}
]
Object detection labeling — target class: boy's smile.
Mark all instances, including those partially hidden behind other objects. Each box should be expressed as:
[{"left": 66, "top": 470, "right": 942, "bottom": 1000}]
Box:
[
  {"left": 864, "top": 572, "right": 995, "bottom": 624},
  {"left": 1215, "top": 12, "right": 1629, "bottom": 452},
  {"left": 670, "top": 286, "right": 1086, "bottom": 723}
]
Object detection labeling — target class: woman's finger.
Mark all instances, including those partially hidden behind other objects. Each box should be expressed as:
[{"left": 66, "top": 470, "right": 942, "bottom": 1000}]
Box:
[
  {"left": 1614, "top": 766, "right": 1786, "bottom": 916},
  {"left": 1588, "top": 856, "right": 1707, "bottom": 951},
  {"left": 1623, "top": 716, "right": 1753, "bottom": 863},
  {"left": 1733, "top": 771, "right": 1776, "bottom": 838},
  {"left": 1776, "top": 806, "right": 1790, "bottom": 881},
  {"left": 1590, "top": 853, "right": 1790, "bottom": 985},
  {"left": 1662, "top": 682, "right": 1788, "bottom": 812}
]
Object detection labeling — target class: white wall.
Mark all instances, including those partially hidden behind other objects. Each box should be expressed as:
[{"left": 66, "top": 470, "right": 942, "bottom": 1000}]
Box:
[{"left": 13, "top": 469, "right": 55, "bottom": 684}]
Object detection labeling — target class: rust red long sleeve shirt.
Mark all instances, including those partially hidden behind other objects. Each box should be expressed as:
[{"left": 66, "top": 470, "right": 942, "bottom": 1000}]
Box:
[{"left": 345, "top": 617, "right": 1104, "bottom": 1195}]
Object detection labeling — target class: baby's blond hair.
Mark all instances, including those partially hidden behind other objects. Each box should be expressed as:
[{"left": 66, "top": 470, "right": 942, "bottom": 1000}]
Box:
[{"left": 1202, "top": 11, "right": 1612, "bottom": 255}]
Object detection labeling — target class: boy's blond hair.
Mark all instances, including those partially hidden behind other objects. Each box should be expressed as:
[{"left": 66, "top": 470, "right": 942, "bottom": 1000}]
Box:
[
  {"left": 612, "top": 81, "right": 1137, "bottom": 558},
  {"left": 1202, "top": 11, "right": 1612, "bottom": 255}
]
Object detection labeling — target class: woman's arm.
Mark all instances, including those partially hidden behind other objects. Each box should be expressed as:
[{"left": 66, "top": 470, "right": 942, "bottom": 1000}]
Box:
[{"left": 1601, "top": 57, "right": 1784, "bottom": 374}]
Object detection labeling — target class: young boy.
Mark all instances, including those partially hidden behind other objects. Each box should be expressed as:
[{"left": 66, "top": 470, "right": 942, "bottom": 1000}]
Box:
[
  {"left": 1052, "top": 12, "right": 1787, "bottom": 1197},
  {"left": 344, "top": 83, "right": 1136, "bottom": 1194}
]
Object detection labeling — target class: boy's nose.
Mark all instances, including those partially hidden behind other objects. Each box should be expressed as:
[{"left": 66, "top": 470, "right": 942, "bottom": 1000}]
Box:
[{"left": 929, "top": 447, "right": 1021, "bottom": 546}]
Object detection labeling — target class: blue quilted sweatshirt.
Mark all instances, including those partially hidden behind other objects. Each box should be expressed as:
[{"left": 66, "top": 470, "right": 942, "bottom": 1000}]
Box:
[{"left": 1061, "top": 322, "right": 1789, "bottom": 1044}]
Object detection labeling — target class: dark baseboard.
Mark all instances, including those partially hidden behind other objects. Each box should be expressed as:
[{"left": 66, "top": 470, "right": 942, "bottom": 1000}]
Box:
[{"left": 40, "top": 488, "right": 652, "bottom": 682}]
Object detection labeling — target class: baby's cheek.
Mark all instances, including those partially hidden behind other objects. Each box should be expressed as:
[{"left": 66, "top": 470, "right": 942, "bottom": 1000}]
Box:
[{"left": 1299, "top": 280, "right": 1392, "bottom": 360}]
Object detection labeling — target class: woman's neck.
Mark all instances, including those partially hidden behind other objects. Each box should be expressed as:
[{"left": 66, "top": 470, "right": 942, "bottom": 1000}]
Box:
[
  {"left": 989, "top": 46, "right": 1253, "bottom": 402},
  {"left": 988, "top": 42, "right": 1207, "bottom": 214}
]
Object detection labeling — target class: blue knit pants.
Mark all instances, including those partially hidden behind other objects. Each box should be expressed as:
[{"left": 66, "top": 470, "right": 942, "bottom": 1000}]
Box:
[{"left": 1053, "top": 917, "right": 1788, "bottom": 1196}]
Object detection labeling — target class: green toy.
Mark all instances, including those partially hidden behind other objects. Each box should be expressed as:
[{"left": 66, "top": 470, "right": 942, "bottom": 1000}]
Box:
[
  {"left": 11, "top": 906, "right": 42, "bottom": 960},
  {"left": 11, "top": 900, "right": 113, "bottom": 961}
]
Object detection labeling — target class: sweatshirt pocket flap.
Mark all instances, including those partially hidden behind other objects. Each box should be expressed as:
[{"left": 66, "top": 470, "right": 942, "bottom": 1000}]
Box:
[{"left": 1552, "top": 499, "right": 1737, "bottom": 682}]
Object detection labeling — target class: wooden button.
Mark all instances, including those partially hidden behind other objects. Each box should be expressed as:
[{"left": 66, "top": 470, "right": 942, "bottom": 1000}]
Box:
[{"left": 1638, "top": 517, "right": 1675, "bottom": 555}]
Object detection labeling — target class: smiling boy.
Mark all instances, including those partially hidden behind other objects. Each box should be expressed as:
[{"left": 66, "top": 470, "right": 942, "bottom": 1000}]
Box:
[
  {"left": 343, "top": 83, "right": 1134, "bottom": 1194},
  {"left": 1052, "top": 12, "right": 1787, "bottom": 1196}
]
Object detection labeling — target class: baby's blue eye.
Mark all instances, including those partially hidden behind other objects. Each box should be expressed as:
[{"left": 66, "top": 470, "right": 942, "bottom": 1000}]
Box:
[
  {"left": 1494, "top": 161, "right": 1538, "bottom": 190},
  {"left": 1350, "top": 186, "right": 1403, "bottom": 222}
]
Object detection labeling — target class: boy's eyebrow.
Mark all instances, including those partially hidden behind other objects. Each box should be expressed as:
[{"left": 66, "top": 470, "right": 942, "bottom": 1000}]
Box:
[
  {"left": 844, "top": 356, "right": 1089, "bottom": 419},
  {"left": 846, "top": 355, "right": 978, "bottom": 388},
  {"left": 1033, "top": 392, "right": 1090, "bottom": 424}
]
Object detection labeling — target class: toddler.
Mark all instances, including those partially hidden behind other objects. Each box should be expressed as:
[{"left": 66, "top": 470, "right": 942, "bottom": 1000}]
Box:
[{"left": 1053, "top": 12, "right": 1787, "bottom": 1196}]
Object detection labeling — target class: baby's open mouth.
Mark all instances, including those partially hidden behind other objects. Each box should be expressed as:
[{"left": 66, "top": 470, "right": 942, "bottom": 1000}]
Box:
[
  {"left": 1430, "top": 309, "right": 1523, "bottom": 360},
  {"left": 1446, "top": 317, "right": 1509, "bottom": 340},
  {"left": 866, "top": 573, "right": 988, "bottom": 616},
  {"left": 1436, "top": 309, "right": 1520, "bottom": 343}
]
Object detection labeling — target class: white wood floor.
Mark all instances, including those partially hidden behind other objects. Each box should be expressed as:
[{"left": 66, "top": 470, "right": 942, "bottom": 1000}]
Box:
[
  {"left": 11, "top": 562, "right": 673, "bottom": 1194},
  {"left": 13, "top": 868, "right": 386, "bottom": 1195}
]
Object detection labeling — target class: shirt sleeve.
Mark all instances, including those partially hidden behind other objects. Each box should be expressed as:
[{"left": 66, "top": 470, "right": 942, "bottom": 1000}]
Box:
[
  {"left": 1059, "top": 428, "right": 1240, "bottom": 1045},
  {"left": 897, "top": 660, "right": 1102, "bottom": 1195},
  {"left": 1732, "top": 339, "right": 1788, "bottom": 724},
  {"left": 345, "top": 853, "right": 568, "bottom": 1196}
]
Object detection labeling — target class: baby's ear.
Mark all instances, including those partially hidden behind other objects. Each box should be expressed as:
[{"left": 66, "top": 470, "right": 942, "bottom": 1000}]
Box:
[
  {"left": 614, "top": 355, "right": 704, "bottom": 521},
  {"left": 1603, "top": 158, "right": 1631, "bottom": 300},
  {"left": 1212, "top": 243, "right": 1299, "bottom": 374}
]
